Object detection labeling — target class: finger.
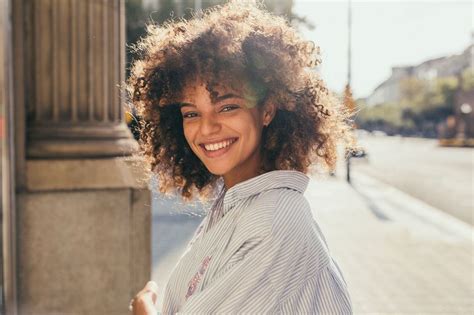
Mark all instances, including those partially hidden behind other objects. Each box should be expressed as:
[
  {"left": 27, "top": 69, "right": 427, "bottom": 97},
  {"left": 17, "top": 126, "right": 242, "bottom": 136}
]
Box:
[
  {"left": 144, "top": 281, "right": 159, "bottom": 304},
  {"left": 134, "top": 281, "right": 158, "bottom": 297},
  {"left": 145, "top": 280, "right": 158, "bottom": 291}
]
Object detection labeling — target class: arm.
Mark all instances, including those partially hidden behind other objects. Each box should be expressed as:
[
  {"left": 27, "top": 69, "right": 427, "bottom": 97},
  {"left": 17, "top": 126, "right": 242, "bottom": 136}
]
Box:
[{"left": 276, "top": 259, "right": 352, "bottom": 314}]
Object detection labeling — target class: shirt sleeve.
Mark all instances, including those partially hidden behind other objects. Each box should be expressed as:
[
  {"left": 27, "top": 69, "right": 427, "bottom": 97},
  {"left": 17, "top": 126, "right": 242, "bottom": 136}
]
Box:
[{"left": 276, "top": 258, "right": 353, "bottom": 314}]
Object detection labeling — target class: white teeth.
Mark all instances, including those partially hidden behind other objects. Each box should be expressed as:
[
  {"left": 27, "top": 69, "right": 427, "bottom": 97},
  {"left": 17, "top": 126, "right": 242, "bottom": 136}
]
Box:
[{"left": 204, "top": 139, "right": 235, "bottom": 151}]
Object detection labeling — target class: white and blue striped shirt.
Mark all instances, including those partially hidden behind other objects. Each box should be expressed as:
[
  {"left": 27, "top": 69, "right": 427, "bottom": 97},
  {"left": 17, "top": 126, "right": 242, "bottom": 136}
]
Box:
[{"left": 161, "top": 170, "right": 352, "bottom": 314}]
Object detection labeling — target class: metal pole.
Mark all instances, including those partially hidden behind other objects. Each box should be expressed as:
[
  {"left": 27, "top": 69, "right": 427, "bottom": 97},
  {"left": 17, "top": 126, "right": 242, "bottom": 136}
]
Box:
[
  {"left": 346, "top": 0, "right": 352, "bottom": 184},
  {"left": 346, "top": 151, "right": 351, "bottom": 183},
  {"left": 347, "top": 0, "right": 352, "bottom": 87},
  {"left": 195, "top": 0, "right": 202, "bottom": 17}
]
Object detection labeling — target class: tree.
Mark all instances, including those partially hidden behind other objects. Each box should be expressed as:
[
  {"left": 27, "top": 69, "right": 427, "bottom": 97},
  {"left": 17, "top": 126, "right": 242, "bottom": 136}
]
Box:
[
  {"left": 356, "top": 75, "right": 459, "bottom": 137},
  {"left": 125, "top": 0, "right": 304, "bottom": 74},
  {"left": 461, "top": 67, "right": 474, "bottom": 91}
]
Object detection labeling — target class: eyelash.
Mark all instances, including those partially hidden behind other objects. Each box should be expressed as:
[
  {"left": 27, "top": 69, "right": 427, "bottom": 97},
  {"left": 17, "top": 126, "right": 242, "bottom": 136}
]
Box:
[
  {"left": 221, "top": 105, "right": 239, "bottom": 112},
  {"left": 182, "top": 105, "right": 239, "bottom": 119},
  {"left": 182, "top": 112, "right": 197, "bottom": 119}
]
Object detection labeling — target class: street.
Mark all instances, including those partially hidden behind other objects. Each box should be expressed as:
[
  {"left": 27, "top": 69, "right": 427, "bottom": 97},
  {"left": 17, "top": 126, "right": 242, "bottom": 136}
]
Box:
[{"left": 351, "top": 135, "right": 473, "bottom": 226}]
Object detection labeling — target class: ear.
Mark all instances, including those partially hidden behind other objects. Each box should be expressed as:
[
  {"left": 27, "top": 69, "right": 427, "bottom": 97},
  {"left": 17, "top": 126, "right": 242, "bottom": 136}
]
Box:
[{"left": 262, "top": 102, "right": 276, "bottom": 127}]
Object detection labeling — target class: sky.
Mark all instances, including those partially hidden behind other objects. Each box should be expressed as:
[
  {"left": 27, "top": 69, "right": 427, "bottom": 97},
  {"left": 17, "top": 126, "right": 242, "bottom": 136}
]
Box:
[{"left": 293, "top": 0, "right": 473, "bottom": 99}]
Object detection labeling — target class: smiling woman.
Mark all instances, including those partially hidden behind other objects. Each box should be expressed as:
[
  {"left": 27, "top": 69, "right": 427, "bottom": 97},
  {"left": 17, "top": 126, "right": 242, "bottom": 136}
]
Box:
[
  {"left": 128, "top": 1, "right": 351, "bottom": 202},
  {"left": 127, "top": 1, "right": 353, "bottom": 314}
]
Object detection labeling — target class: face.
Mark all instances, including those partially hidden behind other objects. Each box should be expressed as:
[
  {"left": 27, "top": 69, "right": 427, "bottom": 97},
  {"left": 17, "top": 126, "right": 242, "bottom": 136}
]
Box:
[{"left": 179, "top": 79, "right": 274, "bottom": 184}]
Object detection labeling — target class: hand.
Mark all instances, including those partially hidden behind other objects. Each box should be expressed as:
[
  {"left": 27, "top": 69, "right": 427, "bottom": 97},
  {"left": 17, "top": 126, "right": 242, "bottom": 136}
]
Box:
[{"left": 130, "top": 281, "right": 159, "bottom": 315}]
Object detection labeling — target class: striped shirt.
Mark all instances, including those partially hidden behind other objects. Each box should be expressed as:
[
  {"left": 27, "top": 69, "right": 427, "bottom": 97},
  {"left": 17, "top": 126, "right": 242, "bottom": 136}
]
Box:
[{"left": 161, "top": 170, "right": 352, "bottom": 314}]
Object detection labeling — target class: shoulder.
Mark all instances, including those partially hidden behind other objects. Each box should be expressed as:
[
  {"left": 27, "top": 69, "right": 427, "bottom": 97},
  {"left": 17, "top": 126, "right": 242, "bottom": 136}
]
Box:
[
  {"left": 233, "top": 186, "right": 330, "bottom": 260},
  {"left": 232, "top": 189, "right": 281, "bottom": 239},
  {"left": 269, "top": 188, "right": 330, "bottom": 259},
  {"left": 237, "top": 188, "right": 313, "bottom": 238},
  {"left": 271, "top": 188, "right": 313, "bottom": 235}
]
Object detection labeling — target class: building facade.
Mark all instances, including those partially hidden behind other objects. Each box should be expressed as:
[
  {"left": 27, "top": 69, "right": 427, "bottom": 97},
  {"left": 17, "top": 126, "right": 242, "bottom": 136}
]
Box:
[{"left": 366, "top": 45, "right": 473, "bottom": 107}]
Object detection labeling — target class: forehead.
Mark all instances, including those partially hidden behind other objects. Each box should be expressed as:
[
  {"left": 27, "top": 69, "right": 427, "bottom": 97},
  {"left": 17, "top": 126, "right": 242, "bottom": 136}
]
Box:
[
  {"left": 178, "top": 79, "right": 249, "bottom": 105},
  {"left": 181, "top": 80, "right": 242, "bottom": 98},
  {"left": 176, "top": 75, "right": 264, "bottom": 109}
]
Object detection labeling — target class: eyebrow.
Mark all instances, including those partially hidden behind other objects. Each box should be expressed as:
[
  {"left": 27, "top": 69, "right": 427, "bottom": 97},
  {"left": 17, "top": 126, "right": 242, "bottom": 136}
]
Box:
[
  {"left": 178, "top": 93, "right": 243, "bottom": 109},
  {"left": 216, "top": 93, "right": 243, "bottom": 102},
  {"left": 178, "top": 102, "right": 195, "bottom": 109}
]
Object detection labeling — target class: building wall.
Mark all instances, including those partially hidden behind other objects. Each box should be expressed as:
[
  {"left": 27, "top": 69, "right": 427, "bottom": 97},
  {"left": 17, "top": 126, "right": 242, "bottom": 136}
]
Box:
[{"left": 366, "top": 45, "right": 473, "bottom": 107}]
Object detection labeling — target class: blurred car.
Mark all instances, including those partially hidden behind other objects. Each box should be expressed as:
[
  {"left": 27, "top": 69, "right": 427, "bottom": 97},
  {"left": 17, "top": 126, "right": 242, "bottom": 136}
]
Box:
[
  {"left": 372, "top": 130, "right": 387, "bottom": 137},
  {"left": 346, "top": 146, "right": 368, "bottom": 159},
  {"left": 355, "top": 129, "right": 370, "bottom": 138}
]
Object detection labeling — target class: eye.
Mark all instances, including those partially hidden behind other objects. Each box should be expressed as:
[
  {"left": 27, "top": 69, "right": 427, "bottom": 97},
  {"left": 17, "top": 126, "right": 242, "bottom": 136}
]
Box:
[
  {"left": 182, "top": 112, "right": 198, "bottom": 119},
  {"left": 220, "top": 105, "right": 239, "bottom": 112}
]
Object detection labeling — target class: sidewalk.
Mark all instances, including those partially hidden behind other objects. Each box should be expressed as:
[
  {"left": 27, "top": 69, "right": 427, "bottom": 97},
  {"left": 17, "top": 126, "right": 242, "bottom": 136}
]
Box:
[{"left": 308, "top": 172, "right": 473, "bottom": 314}]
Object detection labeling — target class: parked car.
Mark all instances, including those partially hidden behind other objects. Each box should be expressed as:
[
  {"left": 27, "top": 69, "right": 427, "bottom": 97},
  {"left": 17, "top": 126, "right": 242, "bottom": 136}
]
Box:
[{"left": 346, "top": 146, "right": 368, "bottom": 159}]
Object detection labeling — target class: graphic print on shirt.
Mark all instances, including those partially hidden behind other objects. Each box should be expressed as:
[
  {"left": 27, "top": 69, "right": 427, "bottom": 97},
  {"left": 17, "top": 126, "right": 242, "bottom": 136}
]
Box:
[{"left": 185, "top": 256, "right": 212, "bottom": 300}]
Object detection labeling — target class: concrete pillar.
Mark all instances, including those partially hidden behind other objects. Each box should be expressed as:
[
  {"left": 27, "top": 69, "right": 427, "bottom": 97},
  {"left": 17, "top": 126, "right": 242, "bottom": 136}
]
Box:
[
  {"left": 17, "top": 159, "right": 151, "bottom": 315},
  {"left": 23, "top": 0, "right": 136, "bottom": 158},
  {"left": 11, "top": 0, "right": 151, "bottom": 314}
]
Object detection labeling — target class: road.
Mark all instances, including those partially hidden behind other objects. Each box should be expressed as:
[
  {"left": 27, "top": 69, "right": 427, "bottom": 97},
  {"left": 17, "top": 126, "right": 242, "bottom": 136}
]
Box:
[{"left": 351, "top": 135, "right": 473, "bottom": 226}]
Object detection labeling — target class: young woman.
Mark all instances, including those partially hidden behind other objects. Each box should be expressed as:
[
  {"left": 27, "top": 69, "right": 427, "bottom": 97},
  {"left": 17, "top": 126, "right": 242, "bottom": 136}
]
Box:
[{"left": 128, "top": 1, "right": 353, "bottom": 314}]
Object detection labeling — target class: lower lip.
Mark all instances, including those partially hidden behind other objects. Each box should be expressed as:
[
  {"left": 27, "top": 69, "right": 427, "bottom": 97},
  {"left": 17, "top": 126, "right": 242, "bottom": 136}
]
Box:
[{"left": 200, "top": 138, "right": 238, "bottom": 158}]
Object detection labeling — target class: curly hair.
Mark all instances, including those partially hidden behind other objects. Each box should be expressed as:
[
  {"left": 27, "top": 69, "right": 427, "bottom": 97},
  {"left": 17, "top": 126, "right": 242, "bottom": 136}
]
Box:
[{"left": 127, "top": 0, "right": 353, "bottom": 202}]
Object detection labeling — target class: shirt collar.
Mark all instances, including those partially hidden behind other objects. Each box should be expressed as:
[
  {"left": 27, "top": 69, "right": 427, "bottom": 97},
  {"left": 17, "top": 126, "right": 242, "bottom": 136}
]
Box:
[{"left": 219, "top": 170, "right": 310, "bottom": 215}]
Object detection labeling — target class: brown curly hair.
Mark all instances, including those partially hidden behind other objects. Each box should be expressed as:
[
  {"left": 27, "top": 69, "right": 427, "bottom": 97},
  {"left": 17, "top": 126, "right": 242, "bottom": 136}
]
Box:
[{"left": 127, "top": 0, "right": 353, "bottom": 202}]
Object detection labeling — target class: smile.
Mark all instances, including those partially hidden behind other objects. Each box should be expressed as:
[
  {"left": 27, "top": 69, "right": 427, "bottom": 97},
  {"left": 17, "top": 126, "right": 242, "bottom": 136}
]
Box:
[{"left": 199, "top": 137, "right": 238, "bottom": 158}]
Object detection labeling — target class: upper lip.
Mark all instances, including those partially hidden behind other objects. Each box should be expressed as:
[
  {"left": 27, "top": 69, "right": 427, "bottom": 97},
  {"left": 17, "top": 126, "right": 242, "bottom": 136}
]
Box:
[{"left": 199, "top": 137, "right": 238, "bottom": 146}]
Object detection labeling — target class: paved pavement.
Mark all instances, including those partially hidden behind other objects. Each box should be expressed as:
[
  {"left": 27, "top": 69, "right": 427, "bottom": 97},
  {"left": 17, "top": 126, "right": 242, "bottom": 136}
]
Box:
[
  {"left": 151, "top": 170, "right": 474, "bottom": 314},
  {"left": 353, "top": 135, "right": 473, "bottom": 225},
  {"left": 151, "top": 193, "right": 206, "bottom": 311},
  {"left": 309, "top": 172, "right": 473, "bottom": 314}
]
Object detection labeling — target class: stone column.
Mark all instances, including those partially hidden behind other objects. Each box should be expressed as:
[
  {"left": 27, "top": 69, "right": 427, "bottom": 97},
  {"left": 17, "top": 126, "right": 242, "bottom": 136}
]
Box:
[
  {"left": 24, "top": 0, "right": 136, "bottom": 158},
  {"left": 12, "top": 1, "right": 151, "bottom": 314}
]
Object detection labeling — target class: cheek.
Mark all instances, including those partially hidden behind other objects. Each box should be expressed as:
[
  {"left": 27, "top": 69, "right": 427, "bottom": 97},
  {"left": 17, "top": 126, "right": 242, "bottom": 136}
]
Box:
[
  {"left": 182, "top": 124, "right": 194, "bottom": 146},
  {"left": 249, "top": 128, "right": 262, "bottom": 148},
  {"left": 246, "top": 113, "right": 262, "bottom": 134},
  {"left": 238, "top": 119, "right": 262, "bottom": 148}
]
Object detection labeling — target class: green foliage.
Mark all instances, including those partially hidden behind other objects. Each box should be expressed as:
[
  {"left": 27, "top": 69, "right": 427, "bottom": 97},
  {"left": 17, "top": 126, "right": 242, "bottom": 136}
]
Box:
[
  {"left": 399, "top": 77, "right": 426, "bottom": 109},
  {"left": 125, "top": 0, "right": 151, "bottom": 74},
  {"left": 356, "top": 101, "right": 413, "bottom": 132},
  {"left": 461, "top": 68, "right": 474, "bottom": 91},
  {"left": 427, "top": 76, "right": 457, "bottom": 109},
  {"left": 125, "top": 0, "right": 298, "bottom": 75},
  {"left": 356, "top": 75, "right": 460, "bottom": 137}
]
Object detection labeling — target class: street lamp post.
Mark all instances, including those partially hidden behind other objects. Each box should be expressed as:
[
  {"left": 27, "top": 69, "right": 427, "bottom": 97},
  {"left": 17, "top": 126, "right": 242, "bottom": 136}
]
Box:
[
  {"left": 195, "top": 0, "right": 202, "bottom": 17},
  {"left": 345, "top": 0, "right": 354, "bottom": 183}
]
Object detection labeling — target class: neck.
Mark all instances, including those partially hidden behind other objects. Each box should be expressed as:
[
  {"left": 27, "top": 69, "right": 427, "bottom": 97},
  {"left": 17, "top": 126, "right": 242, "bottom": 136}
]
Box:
[{"left": 223, "top": 150, "right": 263, "bottom": 190}]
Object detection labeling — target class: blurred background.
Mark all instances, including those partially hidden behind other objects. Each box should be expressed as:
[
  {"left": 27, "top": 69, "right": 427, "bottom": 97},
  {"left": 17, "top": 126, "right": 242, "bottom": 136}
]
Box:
[{"left": 1, "top": 0, "right": 472, "bottom": 314}]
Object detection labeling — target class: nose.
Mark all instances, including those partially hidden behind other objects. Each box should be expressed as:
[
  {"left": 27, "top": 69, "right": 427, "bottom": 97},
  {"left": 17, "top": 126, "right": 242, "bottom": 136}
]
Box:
[{"left": 199, "top": 114, "right": 221, "bottom": 136}]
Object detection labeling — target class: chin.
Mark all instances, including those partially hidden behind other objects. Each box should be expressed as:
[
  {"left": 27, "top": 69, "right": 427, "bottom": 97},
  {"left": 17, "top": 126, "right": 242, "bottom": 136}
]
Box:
[
  {"left": 205, "top": 166, "right": 231, "bottom": 176},
  {"left": 202, "top": 160, "right": 235, "bottom": 176}
]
